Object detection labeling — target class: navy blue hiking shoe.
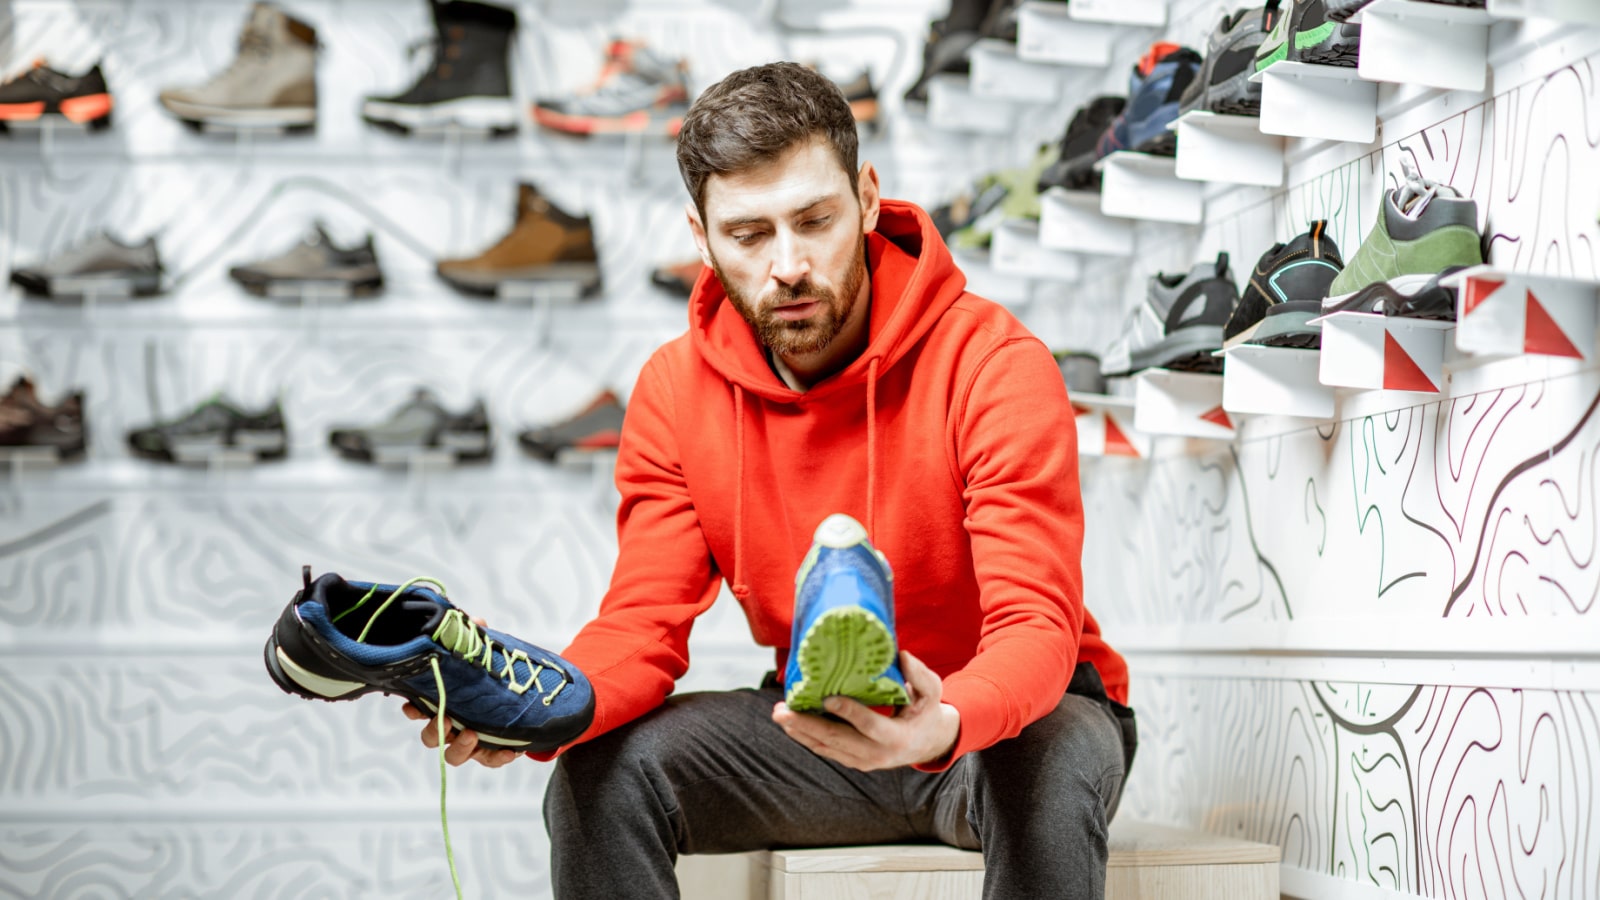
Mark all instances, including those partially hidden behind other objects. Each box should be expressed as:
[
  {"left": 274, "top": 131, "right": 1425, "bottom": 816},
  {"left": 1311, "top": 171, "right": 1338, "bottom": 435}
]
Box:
[
  {"left": 266, "top": 568, "right": 594, "bottom": 751},
  {"left": 783, "top": 514, "right": 909, "bottom": 713},
  {"left": 1098, "top": 42, "right": 1202, "bottom": 158}
]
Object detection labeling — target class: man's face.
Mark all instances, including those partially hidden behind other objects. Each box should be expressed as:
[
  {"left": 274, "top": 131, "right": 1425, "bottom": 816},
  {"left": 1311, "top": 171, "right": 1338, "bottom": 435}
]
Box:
[{"left": 692, "top": 138, "right": 878, "bottom": 358}]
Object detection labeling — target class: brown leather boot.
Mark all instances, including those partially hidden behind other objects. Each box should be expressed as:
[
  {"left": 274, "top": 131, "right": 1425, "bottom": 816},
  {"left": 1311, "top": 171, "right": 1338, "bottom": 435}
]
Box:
[{"left": 436, "top": 183, "right": 602, "bottom": 299}]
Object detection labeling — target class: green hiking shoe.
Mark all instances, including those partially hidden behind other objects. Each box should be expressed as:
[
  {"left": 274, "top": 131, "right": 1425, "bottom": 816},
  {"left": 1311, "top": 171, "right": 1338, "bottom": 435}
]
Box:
[{"left": 1327, "top": 159, "right": 1483, "bottom": 297}]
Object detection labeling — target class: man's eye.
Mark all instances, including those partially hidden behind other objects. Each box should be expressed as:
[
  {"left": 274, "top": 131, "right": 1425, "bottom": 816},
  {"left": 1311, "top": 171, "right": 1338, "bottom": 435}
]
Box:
[
  {"left": 803, "top": 217, "right": 830, "bottom": 229},
  {"left": 732, "top": 232, "right": 763, "bottom": 246}
]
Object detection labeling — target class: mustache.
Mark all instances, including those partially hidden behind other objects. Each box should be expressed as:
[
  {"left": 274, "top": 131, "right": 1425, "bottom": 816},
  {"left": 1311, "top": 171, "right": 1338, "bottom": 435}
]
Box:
[{"left": 762, "top": 280, "right": 834, "bottom": 310}]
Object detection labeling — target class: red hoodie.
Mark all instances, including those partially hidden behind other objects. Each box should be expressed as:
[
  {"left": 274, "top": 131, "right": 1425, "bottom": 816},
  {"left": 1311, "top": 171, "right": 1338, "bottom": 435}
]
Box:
[{"left": 539, "top": 199, "right": 1127, "bottom": 769}]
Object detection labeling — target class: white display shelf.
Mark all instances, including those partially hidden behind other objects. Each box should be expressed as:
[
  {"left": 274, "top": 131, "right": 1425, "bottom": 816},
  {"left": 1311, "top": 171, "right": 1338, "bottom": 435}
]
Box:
[
  {"left": 1488, "top": 0, "right": 1600, "bottom": 24},
  {"left": 1067, "top": 0, "right": 1167, "bottom": 27},
  {"left": 1039, "top": 188, "right": 1136, "bottom": 257},
  {"left": 1172, "top": 111, "right": 1285, "bottom": 187},
  {"left": 1218, "top": 345, "right": 1335, "bottom": 418},
  {"left": 1096, "top": 153, "right": 1203, "bottom": 225},
  {"left": 953, "top": 250, "right": 1034, "bottom": 306},
  {"left": 1072, "top": 394, "right": 1146, "bottom": 457},
  {"left": 1132, "top": 369, "right": 1234, "bottom": 439},
  {"left": 1311, "top": 311, "right": 1454, "bottom": 393},
  {"left": 1252, "top": 62, "right": 1377, "bottom": 144},
  {"left": 927, "top": 75, "right": 1018, "bottom": 134},
  {"left": 1443, "top": 265, "right": 1598, "bottom": 361},
  {"left": 989, "top": 220, "right": 1082, "bottom": 282},
  {"left": 969, "top": 39, "right": 1067, "bottom": 103},
  {"left": 1358, "top": 0, "right": 1496, "bottom": 93},
  {"left": 1016, "top": 2, "right": 1117, "bottom": 66}
]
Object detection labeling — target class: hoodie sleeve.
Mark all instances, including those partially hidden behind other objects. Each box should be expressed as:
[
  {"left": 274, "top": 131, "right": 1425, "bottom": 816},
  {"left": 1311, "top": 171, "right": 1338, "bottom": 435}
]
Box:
[
  {"left": 915, "top": 336, "right": 1084, "bottom": 772},
  {"left": 526, "top": 353, "right": 723, "bottom": 760}
]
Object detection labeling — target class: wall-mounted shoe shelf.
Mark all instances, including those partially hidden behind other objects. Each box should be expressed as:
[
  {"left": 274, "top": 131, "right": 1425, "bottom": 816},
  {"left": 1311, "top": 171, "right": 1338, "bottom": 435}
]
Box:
[
  {"left": 1132, "top": 369, "right": 1234, "bottom": 439},
  {"left": 954, "top": 250, "right": 1035, "bottom": 306},
  {"left": 1039, "top": 188, "right": 1136, "bottom": 257},
  {"left": 969, "top": 40, "right": 1067, "bottom": 103},
  {"left": 927, "top": 74, "right": 1018, "bottom": 134},
  {"left": 1096, "top": 153, "right": 1203, "bottom": 225},
  {"left": 1072, "top": 394, "right": 1145, "bottom": 457},
  {"left": 1358, "top": 0, "right": 1495, "bottom": 93},
  {"left": 1253, "top": 62, "right": 1377, "bottom": 144},
  {"left": 1312, "top": 312, "right": 1454, "bottom": 393},
  {"left": 1443, "top": 265, "right": 1598, "bottom": 361},
  {"left": 1017, "top": 2, "right": 1117, "bottom": 67},
  {"left": 264, "top": 282, "right": 357, "bottom": 304},
  {"left": 0, "top": 447, "right": 65, "bottom": 478},
  {"left": 990, "top": 220, "right": 1082, "bottom": 282},
  {"left": 1172, "top": 111, "right": 1285, "bottom": 187},
  {"left": 1067, "top": 0, "right": 1167, "bottom": 27},
  {"left": 496, "top": 280, "right": 591, "bottom": 303},
  {"left": 1488, "top": 0, "right": 1600, "bottom": 24},
  {"left": 1218, "top": 345, "right": 1335, "bottom": 418}
]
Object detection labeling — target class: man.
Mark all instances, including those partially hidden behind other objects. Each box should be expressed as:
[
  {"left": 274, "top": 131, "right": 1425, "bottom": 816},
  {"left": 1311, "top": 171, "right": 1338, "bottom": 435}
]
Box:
[{"left": 404, "top": 61, "right": 1135, "bottom": 899}]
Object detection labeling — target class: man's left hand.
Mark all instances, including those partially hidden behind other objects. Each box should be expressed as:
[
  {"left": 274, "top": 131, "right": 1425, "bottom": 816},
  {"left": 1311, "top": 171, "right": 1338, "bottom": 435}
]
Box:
[{"left": 772, "top": 650, "right": 961, "bottom": 771}]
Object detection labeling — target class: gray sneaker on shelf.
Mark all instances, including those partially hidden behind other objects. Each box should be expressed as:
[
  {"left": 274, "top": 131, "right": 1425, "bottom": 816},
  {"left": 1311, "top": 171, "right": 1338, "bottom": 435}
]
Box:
[
  {"left": 1101, "top": 254, "right": 1239, "bottom": 377},
  {"left": 228, "top": 222, "right": 383, "bottom": 299},
  {"left": 1179, "top": 6, "right": 1270, "bottom": 117},
  {"left": 159, "top": 2, "right": 318, "bottom": 131},
  {"left": 531, "top": 40, "right": 690, "bottom": 136},
  {"left": 10, "top": 231, "right": 163, "bottom": 300},
  {"left": 328, "top": 389, "right": 492, "bottom": 464}
]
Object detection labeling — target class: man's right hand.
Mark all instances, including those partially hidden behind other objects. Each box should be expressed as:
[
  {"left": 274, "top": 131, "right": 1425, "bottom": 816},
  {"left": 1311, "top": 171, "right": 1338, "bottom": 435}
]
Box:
[{"left": 403, "top": 701, "right": 523, "bottom": 768}]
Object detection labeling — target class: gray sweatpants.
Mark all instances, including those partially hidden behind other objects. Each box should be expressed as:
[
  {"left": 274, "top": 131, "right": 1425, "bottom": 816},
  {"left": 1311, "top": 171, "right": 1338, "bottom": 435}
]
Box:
[{"left": 543, "top": 663, "right": 1137, "bottom": 900}]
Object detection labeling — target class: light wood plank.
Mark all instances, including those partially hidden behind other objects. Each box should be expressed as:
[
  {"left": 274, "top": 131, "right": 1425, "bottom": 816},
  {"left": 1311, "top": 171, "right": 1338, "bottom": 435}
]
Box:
[{"left": 1106, "top": 861, "right": 1279, "bottom": 899}]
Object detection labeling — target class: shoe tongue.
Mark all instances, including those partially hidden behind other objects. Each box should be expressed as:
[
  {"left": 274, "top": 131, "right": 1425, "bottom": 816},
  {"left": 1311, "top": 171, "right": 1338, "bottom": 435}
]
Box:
[
  {"left": 405, "top": 598, "right": 449, "bottom": 635},
  {"left": 306, "top": 221, "right": 333, "bottom": 246},
  {"left": 1137, "top": 41, "right": 1182, "bottom": 76}
]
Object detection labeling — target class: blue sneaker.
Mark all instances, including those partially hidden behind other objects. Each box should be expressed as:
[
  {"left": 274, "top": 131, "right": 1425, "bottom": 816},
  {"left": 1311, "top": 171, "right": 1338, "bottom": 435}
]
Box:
[
  {"left": 265, "top": 568, "right": 594, "bottom": 751},
  {"left": 783, "top": 514, "right": 909, "bottom": 713},
  {"left": 1098, "top": 41, "right": 1203, "bottom": 158}
]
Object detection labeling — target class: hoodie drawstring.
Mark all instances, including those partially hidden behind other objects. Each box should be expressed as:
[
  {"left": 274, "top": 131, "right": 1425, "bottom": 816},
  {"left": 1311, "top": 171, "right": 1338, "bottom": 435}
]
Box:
[
  {"left": 731, "top": 384, "right": 751, "bottom": 600},
  {"left": 866, "top": 358, "right": 879, "bottom": 539}
]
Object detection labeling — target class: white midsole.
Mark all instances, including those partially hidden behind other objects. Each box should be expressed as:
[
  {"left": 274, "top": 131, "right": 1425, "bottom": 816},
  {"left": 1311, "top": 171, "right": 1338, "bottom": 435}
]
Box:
[
  {"left": 276, "top": 647, "right": 365, "bottom": 697},
  {"left": 161, "top": 97, "right": 316, "bottom": 125},
  {"left": 415, "top": 696, "right": 532, "bottom": 747},
  {"left": 362, "top": 96, "right": 517, "bottom": 129}
]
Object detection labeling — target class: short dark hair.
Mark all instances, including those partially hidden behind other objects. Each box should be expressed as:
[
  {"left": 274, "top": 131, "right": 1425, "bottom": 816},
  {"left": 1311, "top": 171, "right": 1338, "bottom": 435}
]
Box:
[{"left": 676, "top": 61, "right": 860, "bottom": 222}]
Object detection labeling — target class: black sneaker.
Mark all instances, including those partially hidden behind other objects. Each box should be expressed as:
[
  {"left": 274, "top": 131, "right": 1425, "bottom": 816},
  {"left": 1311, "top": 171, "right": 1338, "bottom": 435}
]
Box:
[
  {"left": 362, "top": 0, "right": 519, "bottom": 136},
  {"left": 1179, "top": 7, "right": 1269, "bottom": 117},
  {"left": 127, "top": 395, "right": 288, "bottom": 464},
  {"left": 0, "top": 60, "right": 114, "bottom": 130},
  {"left": 10, "top": 231, "right": 163, "bottom": 300},
  {"left": 518, "top": 391, "right": 624, "bottom": 462},
  {"left": 1101, "top": 254, "right": 1239, "bottom": 376},
  {"left": 903, "top": 1, "right": 986, "bottom": 111},
  {"left": 1223, "top": 220, "right": 1344, "bottom": 348},
  {"left": 1321, "top": 266, "right": 1464, "bottom": 321},
  {"left": 328, "top": 389, "right": 492, "bottom": 464},
  {"left": 228, "top": 222, "right": 384, "bottom": 298},
  {"left": 0, "top": 376, "right": 87, "bottom": 461},
  {"left": 1037, "top": 96, "right": 1127, "bottom": 193}
]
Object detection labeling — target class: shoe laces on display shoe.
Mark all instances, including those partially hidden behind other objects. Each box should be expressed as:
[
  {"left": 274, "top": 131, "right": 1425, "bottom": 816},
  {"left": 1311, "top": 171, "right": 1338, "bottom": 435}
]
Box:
[{"left": 1395, "top": 158, "right": 1454, "bottom": 219}]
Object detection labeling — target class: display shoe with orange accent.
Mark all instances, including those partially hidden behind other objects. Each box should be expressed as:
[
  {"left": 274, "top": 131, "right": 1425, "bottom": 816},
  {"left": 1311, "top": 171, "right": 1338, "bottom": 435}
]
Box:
[
  {"left": 649, "top": 257, "right": 704, "bottom": 298},
  {"left": 0, "top": 60, "right": 113, "bottom": 130},
  {"left": 531, "top": 39, "right": 689, "bottom": 136},
  {"left": 517, "top": 390, "right": 624, "bottom": 462},
  {"left": 437, "top": 183, "right": 601, "bottom": 298}
]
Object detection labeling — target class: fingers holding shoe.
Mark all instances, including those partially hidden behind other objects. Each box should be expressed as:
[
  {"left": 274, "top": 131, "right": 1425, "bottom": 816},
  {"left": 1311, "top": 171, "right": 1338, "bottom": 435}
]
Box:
[{"left": 403, "top": 700, "right": 520, "bottom": 768}]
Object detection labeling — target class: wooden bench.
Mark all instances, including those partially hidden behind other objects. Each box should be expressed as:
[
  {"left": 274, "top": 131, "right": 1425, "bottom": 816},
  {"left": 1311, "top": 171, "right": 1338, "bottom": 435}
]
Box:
[{"left": 674, "top": 820, "right": 1280, "bottom": 899}]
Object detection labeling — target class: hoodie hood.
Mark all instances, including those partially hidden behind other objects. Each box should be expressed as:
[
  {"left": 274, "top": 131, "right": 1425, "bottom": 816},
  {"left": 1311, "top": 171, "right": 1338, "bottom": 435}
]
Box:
[{"left": 688, "top": 199, "right": 968, "bottom": 403}]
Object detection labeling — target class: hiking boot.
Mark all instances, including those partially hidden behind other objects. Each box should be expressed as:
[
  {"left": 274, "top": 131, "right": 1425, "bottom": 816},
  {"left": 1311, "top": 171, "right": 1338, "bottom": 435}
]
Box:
[
  {"left": 1098, "top": 43, "right": 1203, "bottom": 158},
  {"left": 329, "top": 389, "right": 492, "bottom": 464},
  {"left": 159, "top": 3, "right": 318, "bottom": 130},
  {"left": 10, "top": 231, "right": 162, "bottom": 299},
  {"left": 649, "top": 258, "right": 703, "bottom": 298},
  {"left": 1055, "top": 351, "right": 1108, "bottom": 395},
  {"left": 1325, "top": 159, "right": 1482, "bottom": 299},
  {"left": 265, "top": 569, "right": 595, "bottom": 751},
  {"left": 531, "top": 40, "right": 689, "bottom": 136},
  {"left": 228, "top": 222, "right": 383, "bottom": 298},
  {"left": 1101, "top": 253, "right": 1239, "bottom": 376},
  {"left": 0, "top": 60, "right": 113, "bottom": 129},
  {"left": 517, "top": 390, "right": 624, "bottom": 461},
  {"left": 1256, "top": 0, "right": 1361, "bottom": 71},
  {"left": 1322, "top": 266, "right": 1463, "bottom": 320},
  {"left": 436, "top": 183, "right": 602, "bottom": 298},
  {"left": 362, "top": 0, "right": 518, "bottom": 136},
  {"left": 0, "top": 377, "right": 87, "bottom": 460},
  {"left": 1223, "top": 220, "right": 1344, "bottom": 347},
  {"left": 1037, "top": 95, "right": 1126, "bottom": 193},
  {"left": 783, "top": 514, "right": 909, "bottom": 714},
  {"left": 1179, "top": 7, "right": 1269, "bottom": 116},
  {"left": 127, "top": 395, "right": 288, "bottom": 464}
]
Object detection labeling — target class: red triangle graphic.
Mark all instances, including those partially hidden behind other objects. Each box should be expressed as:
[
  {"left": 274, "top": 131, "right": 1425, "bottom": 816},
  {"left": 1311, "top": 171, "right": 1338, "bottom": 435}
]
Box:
[
  {"left": 1525, "top": 289, "right": 1584, "bottom": 358},
  {"left": 1461, "top": 276, "right": 1503, "bottom": 318},
  {"left": 1199, "top": 405, "right": 1233, "bottom": 430},
  {"left": 1104, "top": 415, "right": 1140, "bottom": 457},
  {"left": 1382, "top": 331, "right": 1438, "bottom": 392},
  {"left": 1071, "top": 403, "right": 1091, "bottom": 417}
]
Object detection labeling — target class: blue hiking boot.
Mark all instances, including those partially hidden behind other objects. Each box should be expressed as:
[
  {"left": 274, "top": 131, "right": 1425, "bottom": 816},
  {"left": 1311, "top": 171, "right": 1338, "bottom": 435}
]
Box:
[
  {"left": 783, "top": 514, "right": 909, "bottom": 713},
  {"left": 265, "top": 568, "right": 594, "bottom": 751}
]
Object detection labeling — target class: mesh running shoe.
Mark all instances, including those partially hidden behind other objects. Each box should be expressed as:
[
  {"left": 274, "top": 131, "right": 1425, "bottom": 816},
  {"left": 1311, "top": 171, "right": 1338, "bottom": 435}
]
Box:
[
  {"left": 531, "top": 40, "right": 689, "bottom": 136},
  {"left": 10, "top": 231, "right": 163, "bottom": 300},
  {"left": 1223, "top": 220, "right": 1344, "bottom": 348},
  {"left": 328, "top": 389, "right": 492, "bottom": 464},
  {"left": 1256, "top": 0, "right": 1361, "bottom": 71},
  {"left": 228, "top": 222, "right": 384, "bottom": 298},
  {"left": 127, "top": 394, "right": 287, "bottom": 464},
  {"left": 1097, "top": 43, "right": 1202, "bottom": 158},
  {"left": 517, "top": 390, "right": 624, "bottom": 461},
  {"left": 783, "top": 514, "right": 909, "bottom": 714},
  {"left": 1101, "top": 254, "right": 1239, "bottom": 376},
  {"left": 1325, "top": 159, "right": 1482, "bottom": 300},
  {"left": 1179, "top": 7, "right": 1269, "bottom": 116},
  {"left": 0, "top": 60, "right": 113, "bottom": 129}
]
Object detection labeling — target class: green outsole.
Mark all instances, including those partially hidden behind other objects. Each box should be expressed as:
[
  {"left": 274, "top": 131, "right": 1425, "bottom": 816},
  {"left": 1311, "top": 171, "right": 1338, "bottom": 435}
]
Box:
[{"left": 785, "top": 606, "right": 909, "bottom": 712}]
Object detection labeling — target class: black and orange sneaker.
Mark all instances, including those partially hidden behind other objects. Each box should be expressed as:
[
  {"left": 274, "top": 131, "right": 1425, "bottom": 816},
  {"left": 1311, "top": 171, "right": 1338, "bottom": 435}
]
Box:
[
  {"left": 517, "top": 390, "right": 624, "bottom": 462},
  {"left": 0, "top": 60, "right": 113, "bottom": 130},
  {"left": 531, "top": 40, "right": 689, "bottom": 136}
]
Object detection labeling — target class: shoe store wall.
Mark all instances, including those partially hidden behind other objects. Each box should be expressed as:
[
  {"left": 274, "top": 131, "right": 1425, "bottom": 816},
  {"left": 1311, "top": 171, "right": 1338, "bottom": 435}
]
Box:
[{"left": 3, "top": 1, "right": 1599, "bottom": 898}]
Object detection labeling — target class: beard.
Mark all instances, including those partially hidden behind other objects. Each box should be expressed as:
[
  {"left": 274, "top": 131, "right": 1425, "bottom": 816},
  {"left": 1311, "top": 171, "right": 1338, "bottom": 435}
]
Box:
[{"left": 712, "top": 234, "right": 868, "bottom": 357}]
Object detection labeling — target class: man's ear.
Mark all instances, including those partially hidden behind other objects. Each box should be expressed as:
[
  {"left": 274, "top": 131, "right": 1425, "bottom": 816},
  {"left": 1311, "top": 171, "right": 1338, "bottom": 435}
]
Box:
[
  {"left": 857, "top": 161, "right": 882, "bottom": 235},
  {"left": 685, "top": 202, "right": 713, "bottom": 268}
]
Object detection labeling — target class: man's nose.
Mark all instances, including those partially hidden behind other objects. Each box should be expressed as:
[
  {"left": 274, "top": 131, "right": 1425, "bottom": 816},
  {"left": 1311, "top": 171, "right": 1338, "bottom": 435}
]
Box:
[{"left": 769, "top": 230, "right": 810, "bottom": 286}]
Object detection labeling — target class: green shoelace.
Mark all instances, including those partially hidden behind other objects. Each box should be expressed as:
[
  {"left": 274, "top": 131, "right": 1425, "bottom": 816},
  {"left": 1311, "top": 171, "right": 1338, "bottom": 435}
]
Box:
[{"left": 332, "top": 577, "right": 569, "bottom": 900}]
